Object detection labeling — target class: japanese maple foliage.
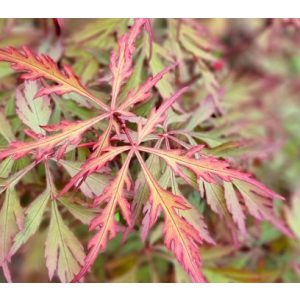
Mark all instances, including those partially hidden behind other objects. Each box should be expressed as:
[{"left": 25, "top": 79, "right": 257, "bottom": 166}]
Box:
[{"left": 0, "top": 18, "right": 294, "bottom": 283}]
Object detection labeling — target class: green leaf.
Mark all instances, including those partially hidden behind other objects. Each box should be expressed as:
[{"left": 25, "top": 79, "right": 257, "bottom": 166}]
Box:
[
  {"left": 132, "top": 142, "right": 162, "bottom": 225},
  {"left": 59, "top": 197, "right": 97, "bottom": 225},
  {"left": 286, "top": 185, "right": 300, "bottom": 240},
  {"left": 59, "top": 159, "right": 110, "bottom": 198},
  {"left": 45, "top": 201, "right": 85, "bottom": 282},
  {"left": 69, "top": 19, "right": 125, "bottom": 45},
  {"left": 119, "top": 48, "right": 145, "bottom": 103},
  {"left": 10, "top": 188, "right": 50, "bottom": 257},
  {"left": 149, "top": 43, "right": 174, "bottom": 99},
  {"left": 0, "top": 161, "right": 37, "bottom": 195},
  {"left": 0, "top": 188, "right": 23, "bottom": 267},
  {"left": 0, "top": 157, "right": 14, "bottom": 179},
  {"left": 0, "top": 109, "right": 14, "bottom": 143},
  {"left": 186, "top": 96, "right": 216, "bottom": 130},
  {"left": 16, "top": 80, "right": 52, "bottom": 134}
]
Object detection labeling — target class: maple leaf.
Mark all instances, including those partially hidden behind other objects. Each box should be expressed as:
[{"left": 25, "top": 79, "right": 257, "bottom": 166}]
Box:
[
  {"left": 0, "top": 164, "right": 38, "bottom": 280},
  {"left": 0, "top": 109, "right": 15, "bottom": 143},
  {"left": 119, "top": 64, "right": 176, "bottom": 111},
  {"left": 224, "top": 181, "right": 246, "bottom": 235},
  {"left": 137, "top": 86, "right": 188, "bottom": 143},
  {"left": 0, "top": 188, "right": 24, "bottom": 281},
  {"left": 60, "top": 146, "right": 130, "bottom": 196},
  {"left": 59, "top": 197, "right": 97, "bottom": 225},
  {"left": 72, "top": 151, "right": 133, "bottom": 282},
  {"left": 0, "top": 46, "right": 109, "bottom": 110},
  {"left": 161, "top": 166, "right": 215, "bottom": 245},
  {"left": 131, "top": 140, "right": 163, "bottom": 227},
  {"left": 90, "top": 119, "right": 114, "bottom": 158},
  {"left": 178, "top": 19, "right": 223, "bottom": 113},
  {"left": 45, "top": 200, "right": 85, "bottom": 283},
  {"left": 0, "top": 157, "right": 14, "bottom": 179},
  {"left": 0, "top": 113, "right": 109, "bottom": 161},
  {"left": 136, "top": 151, "right": 208, "bottom": 282},
  {"left": 4, "top": 160, "right": 96, "bottom": 282},
  {"left": 16, "top": 80, "right": 52, "bottom": 135},
  {"left": 62, "top": 84, "right": 189, "bottom": 281},
  {"left": 138, "top": 146, "right": 292, "bottom": 237},
  {"left": 0, "top": 161, "right": 38, "bottom": 195},
  {"left": 110, "top": 19, "right": 149, "bottom": 109},
  {"left": 9, "top": 188, "right": 51, "bottom": 258},
  {"left": 59, "top": 160, "right": 111, "bottom": 198},
  {"left": 0, "top": 18, "right": 294, "bottom": 284}
]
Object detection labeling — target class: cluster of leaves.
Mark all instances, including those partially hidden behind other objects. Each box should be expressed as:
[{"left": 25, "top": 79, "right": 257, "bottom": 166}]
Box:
[{"left": 0, "top": 18, "right": 299, "bottom": 283}]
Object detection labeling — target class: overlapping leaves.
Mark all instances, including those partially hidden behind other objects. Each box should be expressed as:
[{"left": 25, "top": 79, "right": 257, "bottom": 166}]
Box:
[{"left": 0, "top": 18, "right": 292, "bottom": 283}]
